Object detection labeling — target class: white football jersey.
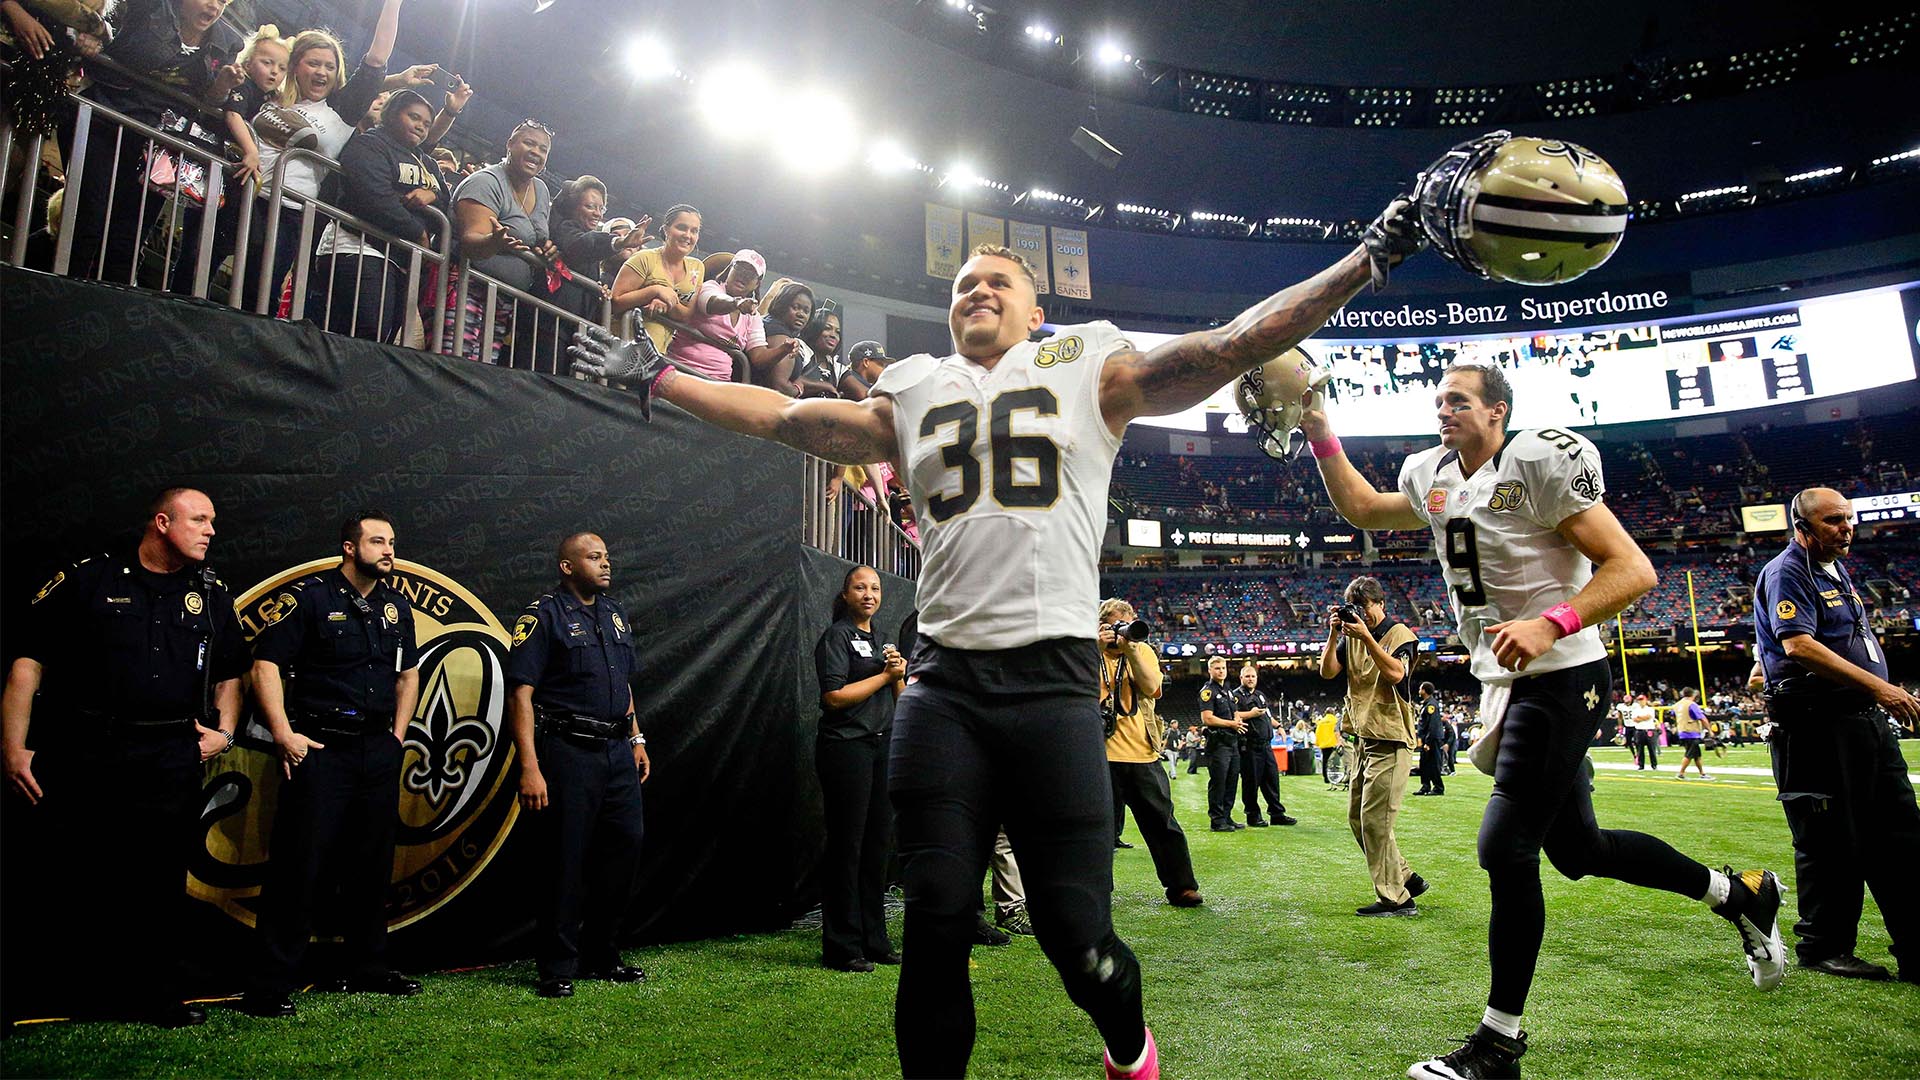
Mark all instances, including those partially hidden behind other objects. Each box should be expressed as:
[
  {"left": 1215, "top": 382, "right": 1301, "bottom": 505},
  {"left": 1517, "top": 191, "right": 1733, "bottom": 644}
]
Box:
[
  {"left": 1397, "top": 428, "right": 1609, "bottom": 684},
  {"left": 871, "top": 322, "right": 1127, "bottom": 649}
]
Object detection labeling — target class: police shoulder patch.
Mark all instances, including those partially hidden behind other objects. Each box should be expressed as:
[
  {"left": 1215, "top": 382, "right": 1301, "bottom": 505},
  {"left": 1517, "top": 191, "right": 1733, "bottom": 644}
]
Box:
[
  {"left": 1200, "top": 688, "right": 1211, "bottom": 701},
  {"left": 1775, "top": 599, "right": 1797, "bottom": 620},
  {"left": 512, "top": 614, "right": 538, "bottom": 646}
]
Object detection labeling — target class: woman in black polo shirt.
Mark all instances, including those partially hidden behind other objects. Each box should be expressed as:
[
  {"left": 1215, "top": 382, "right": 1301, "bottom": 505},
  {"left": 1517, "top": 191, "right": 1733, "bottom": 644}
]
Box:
[{"left": 813, "top": 565, "right": 905, "bottom": 972}]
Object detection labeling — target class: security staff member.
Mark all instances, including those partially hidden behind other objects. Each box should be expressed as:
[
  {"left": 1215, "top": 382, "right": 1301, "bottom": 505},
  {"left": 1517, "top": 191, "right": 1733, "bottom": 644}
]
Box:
[
  {"left": 1753, "top": 487, "right": 1920, "bottom": 982},
  {"left": 1414, "top": 682, "right": 1446, "bottom": 796},
  {"left": 1198, "top": 656, "right": 1244, "bottom": 832},
  {"left": 1230, "top": 663, "right": 1295, "bottom": 826},
  {"left": 242, "top": 512, "right": 422, "bottom": 1018},
  {"left": 2, "top": 488, "right": 248, "bottom": 1027},
  {"left": 509, "top": 532, "right": 649, "bottom": 998}
]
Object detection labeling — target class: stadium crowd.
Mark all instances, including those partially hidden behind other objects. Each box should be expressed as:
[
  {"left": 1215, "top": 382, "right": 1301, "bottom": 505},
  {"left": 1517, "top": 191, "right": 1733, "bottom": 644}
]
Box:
[{"left": 2, "top": 0, "right": 891, "bottom": 396}]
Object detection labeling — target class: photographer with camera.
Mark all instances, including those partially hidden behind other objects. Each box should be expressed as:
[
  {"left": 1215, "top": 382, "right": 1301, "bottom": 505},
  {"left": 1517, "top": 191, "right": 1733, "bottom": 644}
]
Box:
[
  {"left": 1099, "top": 600, "right": 1204, "bottom": 908},
  {"left": 1199, "top": 656, "right": 1245, "bottom": 832},
  {"left": 1318, "top": 577, "right": 1428, "bottom": 917},
  {"left": 1231, "top": 663, "right": 1297, "bottom": 827}
]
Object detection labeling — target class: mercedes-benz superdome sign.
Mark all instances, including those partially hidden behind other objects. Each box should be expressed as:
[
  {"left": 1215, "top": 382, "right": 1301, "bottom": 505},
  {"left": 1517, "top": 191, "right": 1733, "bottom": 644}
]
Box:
[{"left": 1125, "top": 518, "right": 1364, "bottom": 552}]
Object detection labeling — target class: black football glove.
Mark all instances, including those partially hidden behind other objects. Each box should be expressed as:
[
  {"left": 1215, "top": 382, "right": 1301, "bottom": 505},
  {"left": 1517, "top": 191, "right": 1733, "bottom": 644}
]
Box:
[
  {"left": 1362, "top": 194, "right": 1425, "bottom": 294},
  {"left": 568, "top": 323, "right": 675, "bottom": 420}
]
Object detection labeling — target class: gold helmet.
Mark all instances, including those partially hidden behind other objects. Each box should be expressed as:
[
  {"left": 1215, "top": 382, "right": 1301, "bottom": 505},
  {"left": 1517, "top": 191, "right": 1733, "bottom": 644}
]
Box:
[
  {"left": 1236, "top": 348, "right": 1330, "bottom": 460},
  {"left": 1412, "top": 131, "right": 1628, "bottom": 286}
]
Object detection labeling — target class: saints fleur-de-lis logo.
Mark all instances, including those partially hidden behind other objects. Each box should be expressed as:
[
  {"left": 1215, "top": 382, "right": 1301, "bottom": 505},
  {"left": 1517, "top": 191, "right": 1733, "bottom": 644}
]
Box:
[
  {"left": 404, "top": 661, "right": 497, "bottom": 810},
  {"left": 1537, "top": 140, "right": 1594, "bottom": 178},
  {"left": 1583, "top": 686, "right": 1600, "bottom": 709}
]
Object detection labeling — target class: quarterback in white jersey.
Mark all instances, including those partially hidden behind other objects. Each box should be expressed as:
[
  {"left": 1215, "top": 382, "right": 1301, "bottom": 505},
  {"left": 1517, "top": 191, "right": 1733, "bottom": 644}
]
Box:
[
  {"left": 1395, "top": 423, "right": 1608, "bottom": 686},
  {"left": 569, "top": 197, "right": 1428, "bottom": 1080},
  {"left": 1302, "top": 363, "right": 1786, "bottom": 1080}
]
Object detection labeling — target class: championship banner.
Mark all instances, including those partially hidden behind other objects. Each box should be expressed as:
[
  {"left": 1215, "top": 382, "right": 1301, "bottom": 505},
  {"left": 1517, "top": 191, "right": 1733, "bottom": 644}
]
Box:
[
  {"left": 966, "top": 212, "right": 1005, "bottom": 254},
  {"left": 925, "top": 203, "right": 964, "bottom": 279},
  {"left": 1010, "top": 221, "right": 1050, "bottom": 294},
  {"left": 1051, "top": 226, "right": 1091, "bottom": 299}
]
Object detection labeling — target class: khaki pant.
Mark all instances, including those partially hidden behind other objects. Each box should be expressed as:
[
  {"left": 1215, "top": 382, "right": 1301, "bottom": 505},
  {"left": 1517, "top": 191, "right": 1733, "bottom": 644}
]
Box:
[{"left": 1348, "top": 738, "right": 1413, "bottom": 903}]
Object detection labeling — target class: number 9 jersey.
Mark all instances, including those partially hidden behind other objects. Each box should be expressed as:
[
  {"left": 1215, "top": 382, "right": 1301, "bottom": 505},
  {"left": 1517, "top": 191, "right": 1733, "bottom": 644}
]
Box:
[
  {"left": 870, "top": 322, "right": 1129, "bottom": 650},
  {"left": 1396, "top": 427, "right": 1609, "bottom": 684}
]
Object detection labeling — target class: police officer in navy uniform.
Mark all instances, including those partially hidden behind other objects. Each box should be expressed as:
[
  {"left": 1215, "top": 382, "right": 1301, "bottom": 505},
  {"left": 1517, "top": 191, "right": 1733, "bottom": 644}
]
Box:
[
  {"left": 241, "top": 511, "right": 423, "bottom": 1017},
  {"left": 1198, "top": 656, "right": 1244, "bottom": 831},
  {"left": 507, "top": 531, "right": 649, "bottom": 999},
  {"left": 1414, "top": 682, "right": 1447, "bottom": 796},
  {"left": 1230, "top": 662, "right": 1295, "bottom": 826},
  {"left": 3, "top": 488, "right": 249, "bottom": 1027},
  {"left": 1753, "top": 487, "right": 1920, "bottom": 983}
]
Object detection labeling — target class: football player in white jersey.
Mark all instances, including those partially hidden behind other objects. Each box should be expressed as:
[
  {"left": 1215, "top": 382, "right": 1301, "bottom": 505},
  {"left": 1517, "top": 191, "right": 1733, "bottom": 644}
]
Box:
[
  {"left": 568, "top": 200, "right": 1423, "bottom": 1079},
  {"left": 1300, "top": 363, "right": 1786, "bottom": 1080}
]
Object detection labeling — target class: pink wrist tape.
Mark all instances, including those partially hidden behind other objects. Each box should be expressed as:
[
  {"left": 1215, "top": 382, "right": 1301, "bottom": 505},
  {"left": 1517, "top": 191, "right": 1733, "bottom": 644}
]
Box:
[
  {"left": 1309, "top": 436, "right": 1343, "bottom": 459},
  {"left": 1541, "top": 603, "right": 1582, "bottom": 638}
]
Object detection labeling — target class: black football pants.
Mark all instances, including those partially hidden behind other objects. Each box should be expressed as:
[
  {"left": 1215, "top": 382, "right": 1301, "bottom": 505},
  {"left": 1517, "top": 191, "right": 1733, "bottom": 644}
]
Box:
[
  {"left": 889, "top": 682, "right": 1144, "bottom": 1078},
  {"left": 1478, "top": 660, "right": 1708, "bottom": 1014}
]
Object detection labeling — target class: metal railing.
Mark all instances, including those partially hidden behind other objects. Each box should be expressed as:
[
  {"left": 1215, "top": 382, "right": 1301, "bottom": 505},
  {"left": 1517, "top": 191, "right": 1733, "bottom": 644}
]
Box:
[{"left": 802, "top": 455, "right": 922, "bottom": 580}]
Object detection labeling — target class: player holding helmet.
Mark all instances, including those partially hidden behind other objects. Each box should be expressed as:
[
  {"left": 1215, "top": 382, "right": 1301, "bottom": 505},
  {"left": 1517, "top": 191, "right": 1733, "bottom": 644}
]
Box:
[
  {"left": 572, "top": 190, "right": 1425, "bottom": 1077},
  {"left": 1297, "top": 361, "right": 1786, "bottom": 1079}
]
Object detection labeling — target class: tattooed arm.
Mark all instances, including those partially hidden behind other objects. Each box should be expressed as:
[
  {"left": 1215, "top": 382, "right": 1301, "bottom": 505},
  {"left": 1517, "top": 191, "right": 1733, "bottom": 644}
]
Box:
[
  {"left": 1098, "top": 248, "right": 1371, "bottom": 435},
  {"left": 655, "top": 370, "right": 899, "bottom": 466}
]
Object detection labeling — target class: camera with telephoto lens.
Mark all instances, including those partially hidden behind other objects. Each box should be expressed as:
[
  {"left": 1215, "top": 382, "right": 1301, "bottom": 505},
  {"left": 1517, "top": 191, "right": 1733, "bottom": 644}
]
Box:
[{"left": 1105, "top": 618, "right": 1153, "bottom": 644}]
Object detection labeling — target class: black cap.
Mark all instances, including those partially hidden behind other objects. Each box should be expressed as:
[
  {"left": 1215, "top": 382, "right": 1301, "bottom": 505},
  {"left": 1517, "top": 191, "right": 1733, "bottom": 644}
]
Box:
[{"left": 848, "top": 340, "right": 891, "bottom": 366}]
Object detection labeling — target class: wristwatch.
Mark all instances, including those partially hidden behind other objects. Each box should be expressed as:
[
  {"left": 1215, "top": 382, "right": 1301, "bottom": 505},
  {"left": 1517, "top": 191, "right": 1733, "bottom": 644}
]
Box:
[{"left": 627, "top": 733, "right": 646, "bottom": 747}]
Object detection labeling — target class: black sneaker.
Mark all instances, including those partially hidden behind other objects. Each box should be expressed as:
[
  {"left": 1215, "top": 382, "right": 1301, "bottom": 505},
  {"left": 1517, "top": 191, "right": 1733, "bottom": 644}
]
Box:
[
  {"left": 1357, "top": 897, "right": 1418, "bottom": 917},
  {"left": 1409, "top": 1025, "right": 1527, "bottom": 1079},
  {"left": 1405, "top": 873, "right": 1429, "bottom": 900},
  {"left": 1272, "top": 814, "right": 1298, "bottom": 826},
  {"left": 1714, "top": 866, "right": 1786, "bottom": 990}
]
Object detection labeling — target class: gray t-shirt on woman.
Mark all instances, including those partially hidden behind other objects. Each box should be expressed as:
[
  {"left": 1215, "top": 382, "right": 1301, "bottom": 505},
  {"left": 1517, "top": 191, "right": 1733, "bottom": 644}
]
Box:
[{"left": 453, "top": 162, "right": 550, "bottom": 292}]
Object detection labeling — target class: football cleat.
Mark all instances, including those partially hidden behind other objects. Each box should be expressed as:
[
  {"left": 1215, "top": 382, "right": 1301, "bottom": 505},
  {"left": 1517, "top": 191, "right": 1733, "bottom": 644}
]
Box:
[
  {"left": 1716, "top": 866, "right": 1787, "bottom": 990},
  {"left": 1409, "top": 1025, "right": 1526, "bottom": 1080}
]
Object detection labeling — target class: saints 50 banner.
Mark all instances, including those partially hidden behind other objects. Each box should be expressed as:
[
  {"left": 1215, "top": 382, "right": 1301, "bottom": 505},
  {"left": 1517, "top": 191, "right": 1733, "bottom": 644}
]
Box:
[
  {"left": 925, "top": 204, "right": 964, "bottom": 280},
  {"left": 1051, "top": 227, "right": 1091, "bottom": 299}
]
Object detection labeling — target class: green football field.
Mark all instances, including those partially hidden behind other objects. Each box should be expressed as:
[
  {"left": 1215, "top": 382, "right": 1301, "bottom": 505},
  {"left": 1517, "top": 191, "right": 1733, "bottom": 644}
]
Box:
[{"left": 9, "top": 743, "right": 1919, "bottom": 1079}]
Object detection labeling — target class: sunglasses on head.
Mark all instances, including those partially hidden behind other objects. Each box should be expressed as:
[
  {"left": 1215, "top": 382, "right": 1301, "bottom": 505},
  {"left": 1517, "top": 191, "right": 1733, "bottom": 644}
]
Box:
[{"left": 514, "top": 119, "right": 556, "bottom": 137}]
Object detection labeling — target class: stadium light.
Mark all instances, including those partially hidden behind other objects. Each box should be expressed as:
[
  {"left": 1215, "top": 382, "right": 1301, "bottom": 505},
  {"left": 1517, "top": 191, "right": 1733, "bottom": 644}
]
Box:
[
  {"left": 783, "top": 91, "right": 857, "bottom": 175},
  {"left": 1095, "top": 40, "right": 1131, "bottom": 67},
  {"left": 867, "top": 138, "right": 925, "bottom": 175},
  {"left": 628, "top": 33, "right": 669, "bottom": 79},
  {"left": 699, "top": 61, "right": 770, "bottom": 140},
  {"left": 1024, "top": 23, "right": 1061, "bottom": 46}
]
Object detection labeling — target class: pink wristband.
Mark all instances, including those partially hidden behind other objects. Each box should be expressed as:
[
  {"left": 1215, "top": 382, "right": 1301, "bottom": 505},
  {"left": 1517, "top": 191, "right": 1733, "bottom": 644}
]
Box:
[
  {"left": 1309, "top": 435, "right": 1343, "bottom": 460},
  {"left": 1541, "top": 603, "right": 1582, "bottom": 638}
]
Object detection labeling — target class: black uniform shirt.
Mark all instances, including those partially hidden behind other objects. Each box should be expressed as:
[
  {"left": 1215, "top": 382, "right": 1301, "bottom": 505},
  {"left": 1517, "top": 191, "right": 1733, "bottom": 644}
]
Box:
[
  {"left": 1754, "top": 540, "right": 1887, "bottom": 706},
  {"left": 1199, "top": 679, "right": 1233, "bottom": 748},
  {"left": 16, "top": 550, "right": 249, "bottom": 727},
  {"left": 505, "top": 585, "right": 637, "bottom": 722},
  {"left": 251, "top": 568, "right": 419, "bottom": 717},
  {"left": 815, "top": 618, "right": 892, "bottom": 740},
  {"left": 1230, "top": 686, "right": 1272, "bottom": 743},
  {"left": 1419, "top": 699, "right": 1446, "bottom": 745}
]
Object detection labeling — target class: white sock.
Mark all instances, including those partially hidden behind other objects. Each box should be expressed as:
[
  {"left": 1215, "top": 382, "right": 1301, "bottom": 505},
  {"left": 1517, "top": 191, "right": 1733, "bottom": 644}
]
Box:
[
  {"left": 1702, "top": 867, "right": 1731, "bottom": 908},
  {"left": 1111, "top": 1029, "right": 1152, "bottom": 1074},
  {"left": 1481, "top": 1007, "right": 1522, "bottom": 1038}
]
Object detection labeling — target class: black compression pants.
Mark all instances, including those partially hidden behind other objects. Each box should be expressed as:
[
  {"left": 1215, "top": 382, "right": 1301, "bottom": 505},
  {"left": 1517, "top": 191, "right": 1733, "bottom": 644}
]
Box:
[
  {"left": 1478, "top": 659, "right": 1708, "bottom": 1015},
  {"left": 889, "top": 681, "right": 1144, "bottom": 1078}
]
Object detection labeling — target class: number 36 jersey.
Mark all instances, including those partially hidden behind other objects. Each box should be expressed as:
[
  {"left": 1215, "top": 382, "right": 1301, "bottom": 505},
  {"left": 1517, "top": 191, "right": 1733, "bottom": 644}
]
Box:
[
  {"left": 1397, "top": 428, "right": 1609, "bottom": 684},
  {"left": 870, "top": 322, "right": 1128, "bottom": 650}
]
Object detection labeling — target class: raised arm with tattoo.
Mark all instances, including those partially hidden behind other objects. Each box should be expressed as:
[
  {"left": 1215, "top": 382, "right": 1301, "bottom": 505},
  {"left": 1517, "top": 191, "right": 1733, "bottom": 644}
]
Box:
[{"left": 1096, "top": 197, "right": 1424, "bottom": 435}]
